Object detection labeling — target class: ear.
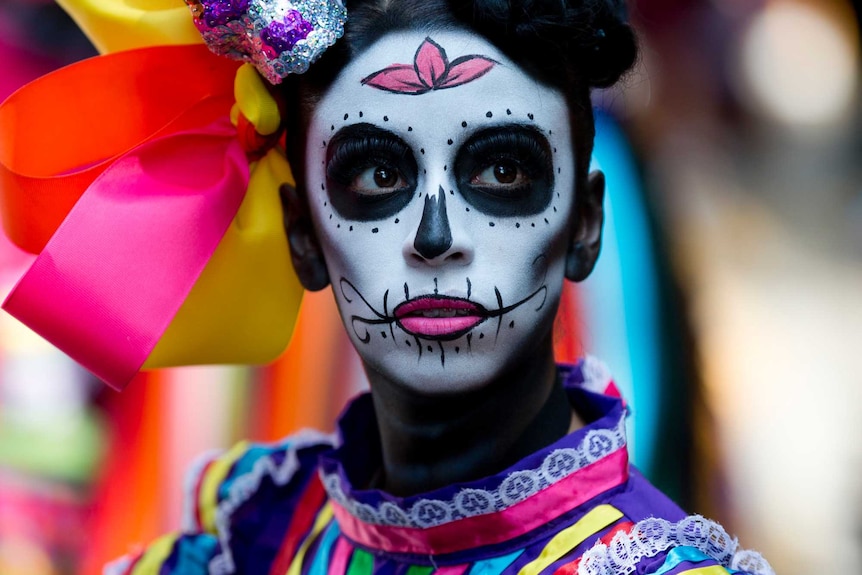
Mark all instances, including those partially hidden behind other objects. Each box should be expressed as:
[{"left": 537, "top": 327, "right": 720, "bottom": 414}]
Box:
[
  {"left": 565, "top": 170, "right": 605, "bottom": 282},
  {"left": 280, "top": 182, "right": 330, "bottom": 291}
]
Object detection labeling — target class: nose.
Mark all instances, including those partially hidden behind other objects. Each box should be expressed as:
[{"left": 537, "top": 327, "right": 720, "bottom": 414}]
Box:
[{"left": 404, "top": 186, "right": 473, "bottom": 266}]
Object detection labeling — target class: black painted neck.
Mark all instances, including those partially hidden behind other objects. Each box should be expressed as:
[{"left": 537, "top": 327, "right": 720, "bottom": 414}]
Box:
[{"left": 365, "top": 336, "right": 574, "bottom": 496}]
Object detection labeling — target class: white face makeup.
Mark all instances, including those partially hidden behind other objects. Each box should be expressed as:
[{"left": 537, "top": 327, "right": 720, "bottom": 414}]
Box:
[{"left": 305, "top": 30, "right": 577, "bottom": 394}]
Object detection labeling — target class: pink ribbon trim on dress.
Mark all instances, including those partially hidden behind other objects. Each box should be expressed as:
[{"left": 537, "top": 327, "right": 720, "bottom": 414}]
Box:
[
  {"left": 3, "top": 114, "right": 248, "bottom": 390},
  {"left": 332, "top": 447, "right": 629, "bottom": 556}
]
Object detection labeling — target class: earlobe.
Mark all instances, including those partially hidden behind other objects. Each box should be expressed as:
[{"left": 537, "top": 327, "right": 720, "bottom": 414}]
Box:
[
  {"left": 565, "top": 170, "right": 605, "bottom": 282},
  {"left": 280, "top": 183, "right": 331, "bottom": 291}
]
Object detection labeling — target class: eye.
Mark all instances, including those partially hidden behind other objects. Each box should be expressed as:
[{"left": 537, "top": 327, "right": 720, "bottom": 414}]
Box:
[
  {"left": 471, "top": 161, "right": 528, "bottom": 188},
  {"left": 352, "top": 165, "right": 409, "bottom": 196},
  {"left": 325, "top": 123, "right": 418, "bottom": 221},
  {"left": 454, "top": 125, "right": 554, "bottom": 217}
]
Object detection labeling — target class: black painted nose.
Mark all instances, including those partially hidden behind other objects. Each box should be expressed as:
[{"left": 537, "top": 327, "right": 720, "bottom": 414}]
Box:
[{"left": 413, "top": 186, "right": 453, "bottom": 259}]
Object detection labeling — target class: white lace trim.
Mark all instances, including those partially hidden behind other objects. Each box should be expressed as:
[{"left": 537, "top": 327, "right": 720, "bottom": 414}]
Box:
[
  {"left": 207, "top": 429, "right": 335, "bottom": 575},
  {"left": 102, "top": 555, "right": 131, "bottom": 575},
  {"left": 321, "top": 357, "right": 626, "bottom": 530},
  {"left": 577, "top": 515, "right": 775, "bottom": 575}
]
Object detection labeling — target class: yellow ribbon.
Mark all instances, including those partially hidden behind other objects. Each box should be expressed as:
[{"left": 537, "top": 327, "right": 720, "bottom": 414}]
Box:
[{"left": 56, "top": 0, "right": 201, "bottom": 54}]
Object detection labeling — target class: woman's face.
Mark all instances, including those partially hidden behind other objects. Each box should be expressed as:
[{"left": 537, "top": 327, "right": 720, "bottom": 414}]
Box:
[{"left": 304, "top": 29, "right": 577, "bottom": 394}]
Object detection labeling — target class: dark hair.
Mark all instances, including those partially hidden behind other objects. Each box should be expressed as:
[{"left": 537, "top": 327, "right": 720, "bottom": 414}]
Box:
[{"left": 283, "top": 0, "right": 637, "bottom": 200}]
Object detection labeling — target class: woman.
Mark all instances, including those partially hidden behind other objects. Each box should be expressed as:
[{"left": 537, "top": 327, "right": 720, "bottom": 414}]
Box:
[{"left": 3, "top": 0, "right": 774, "bottom": 573}]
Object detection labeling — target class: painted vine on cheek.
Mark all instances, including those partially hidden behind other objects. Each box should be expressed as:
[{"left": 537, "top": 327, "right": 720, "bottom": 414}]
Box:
[
  {"left": 454, "top": 125, "right": 555, "bottom": 217},
  {"left": 325, "top": 123, "right": 418, "bottom": 221}
]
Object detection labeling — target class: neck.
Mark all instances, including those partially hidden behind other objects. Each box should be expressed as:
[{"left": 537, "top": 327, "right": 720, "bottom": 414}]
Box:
[{"left": 366, "top": 337, "right": 579, "bottom": 496}]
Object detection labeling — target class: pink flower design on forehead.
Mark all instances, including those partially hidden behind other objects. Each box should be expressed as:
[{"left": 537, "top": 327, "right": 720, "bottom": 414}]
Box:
[{"left": 361, "top": 37, "right": 497, "bottom": 95}]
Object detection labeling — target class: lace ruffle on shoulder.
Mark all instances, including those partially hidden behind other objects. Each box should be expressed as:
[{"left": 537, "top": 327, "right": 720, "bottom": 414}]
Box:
[
  {"left": 577, "top": 515, "right": 775, "bottom": 575},
  {"left": 207, "top": 429, "right": 335, "bottom": 575}
]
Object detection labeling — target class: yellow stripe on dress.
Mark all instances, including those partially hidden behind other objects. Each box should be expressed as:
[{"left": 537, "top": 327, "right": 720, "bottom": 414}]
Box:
[
  {"left": 672, "top": 567, "right": 731, "bottom": 575},
  {"left": 129, "top": 533, "right": 180, "bottom": 575},
  {"left": 286, "top": 503, "right": 336, "bottom": 575},
  {"left": 198, "top": 441, "right": 250, "bottom": 533},
  {"left": 517, "top": 505, "right": 624, "bottom": 575}
]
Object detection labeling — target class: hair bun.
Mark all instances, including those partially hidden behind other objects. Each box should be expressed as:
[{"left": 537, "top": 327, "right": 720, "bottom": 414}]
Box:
[{"left": 460, "top": 0, "right": 638, "bottom": 89}]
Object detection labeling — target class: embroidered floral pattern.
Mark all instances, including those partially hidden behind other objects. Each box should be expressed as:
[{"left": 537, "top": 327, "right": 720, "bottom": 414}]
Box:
[{"left": 361, "top": 37, "right": 497, "bottom": 95}]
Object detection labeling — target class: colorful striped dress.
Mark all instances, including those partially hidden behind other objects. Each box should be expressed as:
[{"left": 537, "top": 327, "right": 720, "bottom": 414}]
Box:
[{"left": 107, "top": 359, "right": 774, "bottom": 575}]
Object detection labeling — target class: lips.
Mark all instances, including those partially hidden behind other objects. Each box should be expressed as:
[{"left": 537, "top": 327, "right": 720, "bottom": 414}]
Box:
[{"left": 393, "top": 296, "right": 486, "bottom": 339}]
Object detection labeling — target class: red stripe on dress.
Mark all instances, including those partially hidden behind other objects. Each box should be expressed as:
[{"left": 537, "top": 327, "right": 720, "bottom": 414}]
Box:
[
  {"left": 334, "top": 447, "right": 629, "bottom": 556},
  {"left": 269, "top": 474, "right": 328, "bottom": 575},
  {"left": 552, "top": 519, "right": 635, "bottom": 575}
]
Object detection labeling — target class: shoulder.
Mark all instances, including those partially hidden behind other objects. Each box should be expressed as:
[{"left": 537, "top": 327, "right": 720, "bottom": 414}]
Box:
[{"left": 106, "top": 429, "right": 336, "bottom": 575}]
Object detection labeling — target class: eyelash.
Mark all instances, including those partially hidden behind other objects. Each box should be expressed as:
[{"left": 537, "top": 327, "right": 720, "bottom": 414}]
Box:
[
  {"left": 326, "top": 136, "right": 413, "bottom": 191},
  {"left": 461, "top": 130, "right": 552, "bottom": 193}
]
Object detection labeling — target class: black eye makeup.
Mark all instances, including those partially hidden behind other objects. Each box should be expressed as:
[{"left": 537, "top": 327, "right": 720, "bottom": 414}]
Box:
[
  {"left": 326, "top": 123, "right": 418, "bottom": 221},
  {"left": 454, "top": 125, "right": 554, "bottom": 217}
]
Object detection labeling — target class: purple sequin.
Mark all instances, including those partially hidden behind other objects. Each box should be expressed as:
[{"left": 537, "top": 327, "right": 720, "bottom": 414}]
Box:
[
  {"left": 202, "top": 0, "right": 251, "bottom": 27},
  {"left": 260, "top": 10, "right": 314, "bottom": 52}
]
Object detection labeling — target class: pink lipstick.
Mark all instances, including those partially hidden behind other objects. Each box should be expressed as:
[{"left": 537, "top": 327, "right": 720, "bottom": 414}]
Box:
[{"left": 393, "top": 297, "right": 486, "bottom": 339}]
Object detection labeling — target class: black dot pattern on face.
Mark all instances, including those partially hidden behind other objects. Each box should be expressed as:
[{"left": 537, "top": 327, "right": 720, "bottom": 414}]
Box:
[
  {"left": 349, "top": 225, "right": 353, "bottom": 231},
  {"left": 549, "top": 130, "right": 553, "bottom": 135},
  {"left": 558, "top": 167, "right": 561, "bottom": 174},
  {"left": 381, "top": 331, "right": 387, "bottom": 339},
  {"left": 344, "top": 113, "right": 348, "bottom": 120},
  {"left": 528, "top": 113, "right": 534, "bottom": 120},
  {"left": 544, "top": 217, "right": 549, "bottom": 224},
  {"left": 383, "top": 115, "right": 389, "bottom": 121},
  {"left": 489, "top": 222, "right": 495, "bottom": 227},
  {"left": 516, "top": 223, "right": 521, "bottom": 228},
  {"left": 324, "top": 200, "right": 327, "bottom": 206},
  {"left": 408, "top": 126, "right": 413, "bottom": 131},
  {"left": 553, "top": 206, "right": 557, "bottom": 212},
  {"left": 461, "top": 121, "right": 467, "bottom": 128},
  {"left": 330, "top": 125, "right": 335, "bottom": 131},
  {"left": 449, "top": 190, "right": 454, "bottom": 195},
  {"left": 466, "top": 207, "right": 470, "bottom": 212},
  {"left": 420, "top": 148, "right": 425, "bottom": 154},
  {"left": 337, "top": 224, "right": 341, "bottom": 228},
  {"left": 329, "top": 214, "right": 332, "bottom": 219},
  {"left": 485, "top": 111, "right": 492, "bottom": 118},
  {"left": 509, "top": 320, "right": 515, "bottom": 328},
  {"left": 479, "top": 333, "right": 484, "bottom": 339},
  {"left": 455, "top": 346, "right": 460, "bottom": 353},
  {"left": 553, "top": 147, "right": 557, "bottom": 153},
  {"left": 322, "top": 140, "right": 327, "bottom": 148},
  {"left": 443, "top": 165, "right": 447, "bottom": 171},
  {"left": 406, "top": 340, "right": 411, "bottom": 346},
  {"left": 447, "top": 139, "right": 453, "bottom": 145},
  {"left": 372, "top": 227, "right": 379, "bottom": 233},
  {"left": 531, "top": 223, "right": 536, "bottom": 227},
  {"left": 359, "top": 111, "right": 364, "bottom": 117},
  {"left": 427, "top": 345, "right": 433, "bottom": 352},
  {"left": 394, "top": 218, "right": 400, "bottom": 224},
  {"left": 506, "top": 108, "right": 512, "bottom": 115}
]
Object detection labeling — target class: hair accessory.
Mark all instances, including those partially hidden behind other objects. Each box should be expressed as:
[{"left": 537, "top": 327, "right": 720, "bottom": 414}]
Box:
[{"left": 185, "top": 0, "right": 347, "bottom": 84}]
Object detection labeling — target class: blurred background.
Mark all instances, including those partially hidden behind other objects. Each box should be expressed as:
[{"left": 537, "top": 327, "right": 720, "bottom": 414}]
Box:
[{"left": 0, "top": 0, "right": 859, "bottom": 573}]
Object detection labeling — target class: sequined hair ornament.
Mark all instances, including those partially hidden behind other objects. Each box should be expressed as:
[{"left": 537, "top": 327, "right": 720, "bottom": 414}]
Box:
[{"left": 186, "top": 0, "right": 347, "bottom": 84}]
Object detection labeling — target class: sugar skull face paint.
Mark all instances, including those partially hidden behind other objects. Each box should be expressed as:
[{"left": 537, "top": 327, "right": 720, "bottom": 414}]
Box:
[{"left": 305, "top": 30, "right": 577, "bottom": 394}]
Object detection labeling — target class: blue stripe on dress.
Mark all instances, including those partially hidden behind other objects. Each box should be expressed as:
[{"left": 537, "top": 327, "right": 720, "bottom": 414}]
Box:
[{"left": 307, "top": 521, "right": 343, "bottom": 575}]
